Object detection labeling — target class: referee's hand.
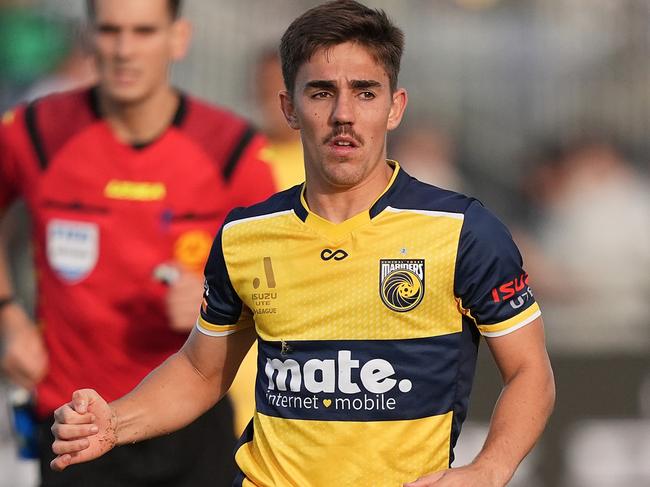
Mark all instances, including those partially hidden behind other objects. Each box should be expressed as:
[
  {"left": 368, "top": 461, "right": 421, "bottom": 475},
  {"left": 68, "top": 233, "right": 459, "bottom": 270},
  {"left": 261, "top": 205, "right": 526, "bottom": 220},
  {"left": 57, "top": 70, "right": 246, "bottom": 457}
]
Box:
[{"left": 50, "top": 389, "right": 117, "bottom": 471}]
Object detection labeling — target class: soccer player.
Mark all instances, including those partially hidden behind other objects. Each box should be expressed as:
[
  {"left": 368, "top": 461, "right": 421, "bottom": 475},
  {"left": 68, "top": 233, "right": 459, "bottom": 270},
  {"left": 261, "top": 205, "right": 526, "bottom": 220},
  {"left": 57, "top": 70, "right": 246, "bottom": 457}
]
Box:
[
  {"left": 49, "top": 1, "right": 555, "bottom": 486},
  {"left": 0, "top": 0, "right": 275, "bottom": 486}
]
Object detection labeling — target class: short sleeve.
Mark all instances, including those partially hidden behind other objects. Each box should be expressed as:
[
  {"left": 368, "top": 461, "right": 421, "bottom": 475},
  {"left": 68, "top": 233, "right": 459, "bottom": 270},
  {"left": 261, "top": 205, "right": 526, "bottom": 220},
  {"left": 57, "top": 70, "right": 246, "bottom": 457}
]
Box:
[
  {"left": 454, "top": 201, "right": 541, "bottom": 337},
  {"left": 196, "top": 222, "right": 253, "bottom": 337}
]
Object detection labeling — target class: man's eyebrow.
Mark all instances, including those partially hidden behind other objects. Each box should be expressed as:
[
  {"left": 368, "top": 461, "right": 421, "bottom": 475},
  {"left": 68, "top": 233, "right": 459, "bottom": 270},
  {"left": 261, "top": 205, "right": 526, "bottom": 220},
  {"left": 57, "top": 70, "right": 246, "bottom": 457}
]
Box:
[
  {"left": 96, "top": 22, "right": 121, "bottom": 32},
  {"left": 350, "top": 80, "right": 382, "bottom": 89},
  {"left": 95, "top": 22, "right": 160, "bottom": 33},
  {"left": 305, "top": 79, "right": 383, "bottom": 90},
  {"left": 305, "top": 80, "right": 337, "bottom": 90}
]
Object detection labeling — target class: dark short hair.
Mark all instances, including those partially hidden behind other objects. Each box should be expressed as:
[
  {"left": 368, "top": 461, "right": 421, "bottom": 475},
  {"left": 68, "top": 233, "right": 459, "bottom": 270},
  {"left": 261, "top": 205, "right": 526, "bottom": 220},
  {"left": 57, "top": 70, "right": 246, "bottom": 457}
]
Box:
[
  {"left": 280, "top": 0, "right": 404, "bottom": 95},
  {"left": 86, "top": 0, "right": 182, "bottom": 20}
]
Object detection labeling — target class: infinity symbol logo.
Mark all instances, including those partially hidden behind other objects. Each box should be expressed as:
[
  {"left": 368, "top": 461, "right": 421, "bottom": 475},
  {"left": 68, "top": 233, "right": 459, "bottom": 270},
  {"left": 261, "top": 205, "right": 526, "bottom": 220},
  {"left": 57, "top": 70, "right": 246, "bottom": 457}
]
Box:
[{"left": 320, "top": 249, "right": 349, "bottom": 261}]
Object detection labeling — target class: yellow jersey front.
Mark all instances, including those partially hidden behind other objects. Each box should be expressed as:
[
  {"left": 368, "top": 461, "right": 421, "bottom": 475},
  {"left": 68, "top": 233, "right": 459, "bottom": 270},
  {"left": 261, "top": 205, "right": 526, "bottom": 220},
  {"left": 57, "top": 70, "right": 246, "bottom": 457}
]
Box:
[{"left": 198, "top": 162, "right": 540, "bottom": 487}]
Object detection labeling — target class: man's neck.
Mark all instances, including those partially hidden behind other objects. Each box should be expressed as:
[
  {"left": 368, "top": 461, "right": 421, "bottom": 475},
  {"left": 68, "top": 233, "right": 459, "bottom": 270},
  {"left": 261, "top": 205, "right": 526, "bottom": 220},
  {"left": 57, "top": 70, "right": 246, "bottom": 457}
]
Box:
[
  {"left": 98, "top": 86, "right": 179, "bottom": 145},
  {"left": 304, "top": 162, "right": 393, "bottom": 224}
]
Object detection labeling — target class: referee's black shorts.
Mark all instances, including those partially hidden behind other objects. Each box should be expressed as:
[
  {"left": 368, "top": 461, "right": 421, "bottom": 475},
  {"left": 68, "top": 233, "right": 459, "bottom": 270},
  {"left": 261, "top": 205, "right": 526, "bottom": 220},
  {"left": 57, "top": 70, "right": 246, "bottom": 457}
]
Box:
[{"left": 39, "top": 398, "right": 237, "bottom": 487}]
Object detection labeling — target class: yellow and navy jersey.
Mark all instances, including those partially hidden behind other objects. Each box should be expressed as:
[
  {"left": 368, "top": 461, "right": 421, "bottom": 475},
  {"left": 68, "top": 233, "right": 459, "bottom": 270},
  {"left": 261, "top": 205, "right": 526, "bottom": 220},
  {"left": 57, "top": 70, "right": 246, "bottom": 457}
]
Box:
[{"left": 198, "top": 162, "right": 540, "bottom": 487}]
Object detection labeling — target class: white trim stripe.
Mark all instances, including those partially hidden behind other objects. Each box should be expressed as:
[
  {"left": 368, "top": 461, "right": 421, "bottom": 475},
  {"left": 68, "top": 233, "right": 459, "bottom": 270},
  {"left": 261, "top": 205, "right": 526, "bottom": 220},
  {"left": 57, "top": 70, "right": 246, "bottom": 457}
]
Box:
[
  {"left": 223, "top": 209, "right": 295, "bottom": 232},
  {"left": 385, "top": 206, "right": 464, "bottom": 220},
  {"left": 195, "top": 320, "right": 240, "bottom": 337},
  {"left": 480, "top": 309, "right": 542, "bottom": 338}
]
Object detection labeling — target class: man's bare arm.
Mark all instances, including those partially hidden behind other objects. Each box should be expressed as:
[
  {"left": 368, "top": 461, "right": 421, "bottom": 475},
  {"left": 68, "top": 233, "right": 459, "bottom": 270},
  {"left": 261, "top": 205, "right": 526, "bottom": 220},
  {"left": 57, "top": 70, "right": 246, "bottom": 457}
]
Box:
[
  {"left": 50, "top": 325, "right": 256, "bottom": 471},
  {"left": 0, "top": 210, "right": 48, "bottom": 389},
  {"left": 405, "top": 317, "right": 555, "bottom": 487}
]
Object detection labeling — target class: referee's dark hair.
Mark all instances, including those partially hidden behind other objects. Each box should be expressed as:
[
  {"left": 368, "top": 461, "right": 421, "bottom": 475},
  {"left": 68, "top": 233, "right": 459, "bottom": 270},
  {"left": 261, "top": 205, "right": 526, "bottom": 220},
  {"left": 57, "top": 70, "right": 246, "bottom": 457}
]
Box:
[
  {"left": 280, "top": 0, "right": 404, "bottom": 96},
  {"left": 86, "top": 0, "right": 183, "bottom": 20}
]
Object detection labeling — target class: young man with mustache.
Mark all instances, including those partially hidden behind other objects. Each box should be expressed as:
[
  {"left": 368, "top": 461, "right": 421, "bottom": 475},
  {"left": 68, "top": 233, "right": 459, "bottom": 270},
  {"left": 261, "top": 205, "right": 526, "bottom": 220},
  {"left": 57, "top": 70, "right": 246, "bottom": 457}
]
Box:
[{"left": 49, "top": 1, "right": 554, "bottom": 486}]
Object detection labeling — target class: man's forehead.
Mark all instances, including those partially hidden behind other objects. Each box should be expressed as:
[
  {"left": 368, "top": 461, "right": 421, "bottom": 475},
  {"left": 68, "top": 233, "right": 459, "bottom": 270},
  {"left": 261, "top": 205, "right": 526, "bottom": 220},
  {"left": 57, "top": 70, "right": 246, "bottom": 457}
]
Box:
[
  {"left": 93, "top": 0, "right": 171, "bottom": 25},
  {"left": 296, "top": 43, "right": 388, "bottom": 86}
]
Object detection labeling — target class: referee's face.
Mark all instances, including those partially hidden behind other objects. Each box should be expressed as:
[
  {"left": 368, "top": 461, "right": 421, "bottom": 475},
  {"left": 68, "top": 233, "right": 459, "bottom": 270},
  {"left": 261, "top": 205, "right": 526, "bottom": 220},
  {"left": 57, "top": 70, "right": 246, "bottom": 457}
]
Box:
[
  {"left": 90, "top": 0, "right": 189, "bottom": 105},
  {"left": 280, "top": 42, "right": 407, "bottom": 192}
]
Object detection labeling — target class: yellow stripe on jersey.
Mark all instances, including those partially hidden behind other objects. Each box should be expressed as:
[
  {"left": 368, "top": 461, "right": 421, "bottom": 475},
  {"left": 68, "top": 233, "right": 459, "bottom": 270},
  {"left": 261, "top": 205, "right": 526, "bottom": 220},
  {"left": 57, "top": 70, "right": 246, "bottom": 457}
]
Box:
[
  {"left": 477, "top": 302, "right": 541, "bottom": 337},
  {"left": 104, "top": 180, "right": 166, "bottom": 201},
  {"left": 236, "top": 411, "right": 453, "bottom": 487},
  {"left": 196, "top": 316, "right": 245, "bottom": 336}
]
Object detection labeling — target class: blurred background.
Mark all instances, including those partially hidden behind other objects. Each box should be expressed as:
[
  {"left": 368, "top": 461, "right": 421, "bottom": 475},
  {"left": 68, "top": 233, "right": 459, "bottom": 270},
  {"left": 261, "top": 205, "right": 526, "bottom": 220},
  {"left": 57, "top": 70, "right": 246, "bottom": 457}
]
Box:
[{"left": 0, "top": 0, "right": 648, "bottom": 486}]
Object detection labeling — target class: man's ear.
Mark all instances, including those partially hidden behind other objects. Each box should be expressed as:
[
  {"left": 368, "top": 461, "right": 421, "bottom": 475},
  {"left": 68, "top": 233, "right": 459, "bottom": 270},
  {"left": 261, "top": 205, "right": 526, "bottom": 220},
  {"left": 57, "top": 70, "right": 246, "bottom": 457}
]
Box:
[
  {"left": 279, "top": 90, "right": 300, "bottom": 130},
  {"left": 387, "top": 88, "right": 408, "bottom": 132},
  {"left": 170, "top": 18, "right": 192, "bottom": 61}
]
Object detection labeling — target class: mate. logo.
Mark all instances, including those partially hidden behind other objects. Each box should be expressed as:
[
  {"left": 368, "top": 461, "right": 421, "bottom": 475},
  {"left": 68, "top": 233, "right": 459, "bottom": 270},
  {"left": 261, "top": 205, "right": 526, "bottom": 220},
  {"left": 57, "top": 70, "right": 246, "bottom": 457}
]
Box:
[{"left": 379, "top": 259, "right": 425, "bottom": 312}]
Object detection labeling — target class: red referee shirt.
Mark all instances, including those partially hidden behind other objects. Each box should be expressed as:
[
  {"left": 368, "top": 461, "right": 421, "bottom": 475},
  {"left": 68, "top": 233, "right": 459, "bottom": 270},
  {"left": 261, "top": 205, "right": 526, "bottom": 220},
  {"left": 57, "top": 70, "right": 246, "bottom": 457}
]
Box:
[{"left": 0, "top": 87, "right": 276, "bottom": 417}]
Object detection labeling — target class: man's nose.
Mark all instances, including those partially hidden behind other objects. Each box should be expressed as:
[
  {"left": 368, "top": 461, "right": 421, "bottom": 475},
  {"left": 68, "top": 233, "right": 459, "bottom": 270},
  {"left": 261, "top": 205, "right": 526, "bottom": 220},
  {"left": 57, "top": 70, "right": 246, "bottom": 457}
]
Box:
[
  {"left": 115, "top": 32, "right": 135, "bottom": 59},
  {"left": 331, "top": 92, "right": 355, "bottom": 125}
]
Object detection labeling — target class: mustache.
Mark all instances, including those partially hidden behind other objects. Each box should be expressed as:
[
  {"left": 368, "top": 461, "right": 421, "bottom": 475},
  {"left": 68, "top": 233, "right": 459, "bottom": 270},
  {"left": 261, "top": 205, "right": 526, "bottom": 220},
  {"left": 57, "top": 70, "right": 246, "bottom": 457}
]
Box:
[{"left": 322, "top": 125, "right": 364, "bottom": 146}]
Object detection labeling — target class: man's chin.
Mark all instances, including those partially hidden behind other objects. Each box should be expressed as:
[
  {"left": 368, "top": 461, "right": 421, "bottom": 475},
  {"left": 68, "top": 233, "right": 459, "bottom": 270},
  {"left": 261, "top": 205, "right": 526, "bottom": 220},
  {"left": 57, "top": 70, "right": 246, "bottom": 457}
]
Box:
[
  {"left": 101, "top": 83, "right": 148, "bottom": 106},
  {"left": 322, "top": 163, "right": 366, "bottom": 188}
]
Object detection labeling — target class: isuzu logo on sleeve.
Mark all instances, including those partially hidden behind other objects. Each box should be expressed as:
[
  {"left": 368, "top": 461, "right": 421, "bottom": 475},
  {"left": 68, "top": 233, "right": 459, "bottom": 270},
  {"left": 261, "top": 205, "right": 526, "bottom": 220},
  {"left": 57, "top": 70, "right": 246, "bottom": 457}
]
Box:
[
  {"left": 379, "top": 259, "right": 425, "bottom": 312},
  {"left": 46, "top": 219, "right": 99, "bottom": 283}
]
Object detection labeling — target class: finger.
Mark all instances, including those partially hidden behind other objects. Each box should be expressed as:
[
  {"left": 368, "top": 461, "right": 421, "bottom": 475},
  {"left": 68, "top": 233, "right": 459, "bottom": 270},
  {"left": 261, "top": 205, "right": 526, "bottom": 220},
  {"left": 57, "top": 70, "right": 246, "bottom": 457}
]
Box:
[
  {"left": 53, "top": 405, "right": 95, "bottom": 425},
  {"left": 52, "top": 438, "right": 90, "bottom": 455},
  {"left": 72, "top": 389, "right": 93, "bottom": 414},
  {"left": 50, "top": 454, "right": 72, "bottom": 472},
  {"left": 404, "top": 472, "right": 445, "bottom": 487},
  {"left": 52, "top": 423, "right": 99, "bottom": 440}
]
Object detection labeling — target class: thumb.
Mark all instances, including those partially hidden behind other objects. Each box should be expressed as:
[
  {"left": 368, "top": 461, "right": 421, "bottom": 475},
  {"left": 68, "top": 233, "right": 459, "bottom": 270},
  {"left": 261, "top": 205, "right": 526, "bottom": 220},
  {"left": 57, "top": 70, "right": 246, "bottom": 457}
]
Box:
[
  {"left": 71, "top": 389, "right": 95, "bottom": 414},
  {"left": 404, "top": 471, "right": 445, "bottom": 486}
]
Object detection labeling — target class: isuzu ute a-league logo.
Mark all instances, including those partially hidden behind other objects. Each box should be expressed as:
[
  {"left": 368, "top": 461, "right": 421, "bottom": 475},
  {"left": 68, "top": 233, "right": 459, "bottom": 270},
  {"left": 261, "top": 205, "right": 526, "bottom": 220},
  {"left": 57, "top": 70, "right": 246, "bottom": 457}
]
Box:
[{"left": 379, "top": 259, "right": 425, "bottom": 312}]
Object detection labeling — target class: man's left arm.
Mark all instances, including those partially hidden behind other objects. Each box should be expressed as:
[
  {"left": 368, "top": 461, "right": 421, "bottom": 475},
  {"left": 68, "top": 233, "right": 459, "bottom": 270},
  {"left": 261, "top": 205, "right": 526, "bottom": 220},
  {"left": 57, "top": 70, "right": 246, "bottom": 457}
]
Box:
[
  {"left": 405, "top": 317, "right": 555, "bottom": 487},
  {"left": 406, "top": 199, "right": 555, "bottom": 487}
]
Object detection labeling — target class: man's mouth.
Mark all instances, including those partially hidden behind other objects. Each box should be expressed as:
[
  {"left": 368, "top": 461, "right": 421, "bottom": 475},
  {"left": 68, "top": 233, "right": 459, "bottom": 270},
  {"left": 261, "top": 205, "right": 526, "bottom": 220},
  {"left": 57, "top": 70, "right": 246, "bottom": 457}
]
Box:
[
  {"left": 330, "top": 136, "right": 359, "bottom": 148},
  {"left": 112, "top": 68, "right": 139, "bottom": 83}
]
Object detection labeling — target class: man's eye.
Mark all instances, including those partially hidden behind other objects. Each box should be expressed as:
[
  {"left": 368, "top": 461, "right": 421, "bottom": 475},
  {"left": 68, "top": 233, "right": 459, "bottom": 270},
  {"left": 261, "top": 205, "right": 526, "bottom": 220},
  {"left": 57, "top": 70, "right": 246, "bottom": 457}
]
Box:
[
  {"left": 97, "top": 25, "right": 119, "bottom": 34},
  {"left": 134, "top": 27, "right": 157, "bottom": 35},
  {"left": 359, "top": 91, "right": 376, "bottom": 100},
  {"left": 312, "top": 92, "right": 332, "bottom": 99}
]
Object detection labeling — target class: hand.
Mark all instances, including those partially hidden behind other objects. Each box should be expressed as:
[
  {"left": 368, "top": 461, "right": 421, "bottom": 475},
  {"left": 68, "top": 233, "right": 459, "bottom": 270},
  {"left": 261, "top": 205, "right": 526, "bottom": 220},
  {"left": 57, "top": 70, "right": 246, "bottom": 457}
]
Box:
[
  {"left": 163, "top": 263, "right": 204, "bottom": 332},
  {"left": 0, "top": 303, "right": 48, "bottom": 389},
  {"left": 404, "top": 464, "right": 508, "bottom": 487},
  {"left": 50, "top": 389, "right": 117, "bottom": 471}
]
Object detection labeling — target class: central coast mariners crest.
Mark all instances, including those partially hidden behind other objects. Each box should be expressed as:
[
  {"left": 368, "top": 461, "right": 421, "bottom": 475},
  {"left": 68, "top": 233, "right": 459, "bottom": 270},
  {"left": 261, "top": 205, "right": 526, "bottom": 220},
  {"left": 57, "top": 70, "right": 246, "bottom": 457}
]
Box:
[{"left": 379, "top": 259, "right": 425, "bottom": 312}]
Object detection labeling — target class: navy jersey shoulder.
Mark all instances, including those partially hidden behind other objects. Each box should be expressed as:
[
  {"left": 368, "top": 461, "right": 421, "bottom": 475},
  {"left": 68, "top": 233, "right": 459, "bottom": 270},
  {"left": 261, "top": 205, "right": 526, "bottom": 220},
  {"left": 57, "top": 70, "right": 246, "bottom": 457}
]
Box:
[
  {"left": 386, "top": 168, "right": 533, "bottom": 326},
  {"left": 224, "top": 185, "right": 303, "bottom": 226},
  {"left": 374, "top": 168, "right": 477, "bottom": 216},
  {"left": 202, "top": 184, "right": 302, "bottom": 326}
]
